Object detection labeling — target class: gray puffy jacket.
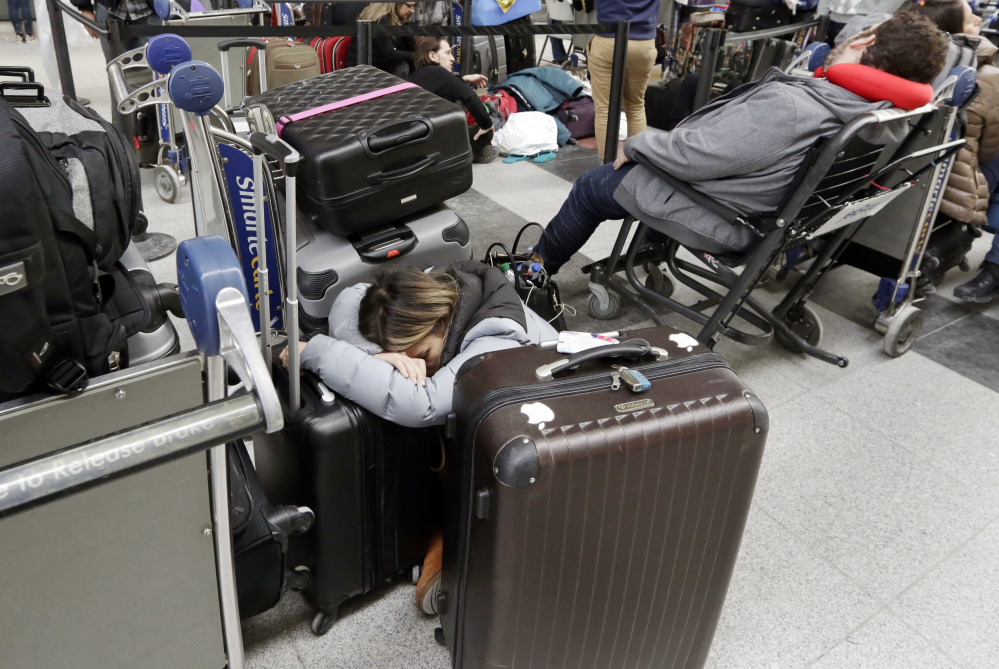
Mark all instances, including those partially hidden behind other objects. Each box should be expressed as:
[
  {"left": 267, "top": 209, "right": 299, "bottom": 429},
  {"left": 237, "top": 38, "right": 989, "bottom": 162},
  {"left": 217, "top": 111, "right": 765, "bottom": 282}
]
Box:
[{"left": 299, "top": 274, "right": 559, "bottom": 427}]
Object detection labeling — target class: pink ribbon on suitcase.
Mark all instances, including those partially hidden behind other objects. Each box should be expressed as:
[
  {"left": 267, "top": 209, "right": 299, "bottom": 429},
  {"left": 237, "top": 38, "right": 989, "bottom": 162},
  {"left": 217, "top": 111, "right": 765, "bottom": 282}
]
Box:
[{"left": 275, "top": 82, "right": 419, "bottom": 136}]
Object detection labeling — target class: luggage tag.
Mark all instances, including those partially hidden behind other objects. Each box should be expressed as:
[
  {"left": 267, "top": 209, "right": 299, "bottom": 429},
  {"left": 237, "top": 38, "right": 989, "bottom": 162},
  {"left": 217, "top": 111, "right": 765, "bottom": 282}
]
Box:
[{"left": 555, "top": 331, "right": 620, "bottom": 355}]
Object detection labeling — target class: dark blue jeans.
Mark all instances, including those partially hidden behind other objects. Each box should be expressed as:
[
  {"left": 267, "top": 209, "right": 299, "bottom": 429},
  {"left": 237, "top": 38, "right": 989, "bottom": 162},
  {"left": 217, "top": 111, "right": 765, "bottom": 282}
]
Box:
[
  {"left": 534, "top": 162, "right": 637, "bottom": 275},
  {"left": 979, "top": 154, "right": 999, "bottom": 265},
  {"left": 9, "top": 0, "right": 33, "bottom": 36}
]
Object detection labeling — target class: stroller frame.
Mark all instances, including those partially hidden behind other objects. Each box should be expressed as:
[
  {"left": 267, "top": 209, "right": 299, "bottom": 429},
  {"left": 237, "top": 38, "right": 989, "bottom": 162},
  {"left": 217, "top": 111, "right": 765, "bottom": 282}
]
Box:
[{"left": 584, "top": 104, "right": 964, "bottom": 367}]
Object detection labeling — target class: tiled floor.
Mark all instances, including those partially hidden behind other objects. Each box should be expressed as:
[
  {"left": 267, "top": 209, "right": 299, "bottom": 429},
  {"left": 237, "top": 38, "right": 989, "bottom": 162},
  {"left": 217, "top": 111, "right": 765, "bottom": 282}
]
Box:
[{"left": 6, "top": 23, "right": 999, "bottom": 669}]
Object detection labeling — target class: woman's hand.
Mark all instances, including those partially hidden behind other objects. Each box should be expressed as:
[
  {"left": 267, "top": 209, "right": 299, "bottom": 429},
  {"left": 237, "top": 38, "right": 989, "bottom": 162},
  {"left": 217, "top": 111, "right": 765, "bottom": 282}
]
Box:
[
  {"left": 462, "top": 73, "right": 489, "bottom": 88},
  {"left": 473, "top": 126, "right": 493, "bottom": 142},
  {"left": 375, "top": 352, "right": 427, "bottom": 387},
  {"left": 81, "top": 10, "right": 99, "bottom": 38},
  {"left": 613, "top": 153, "right": 631, "bottom": 170},
  {"left": 279, "top": 341, "right": 309, "bottom": 370}
]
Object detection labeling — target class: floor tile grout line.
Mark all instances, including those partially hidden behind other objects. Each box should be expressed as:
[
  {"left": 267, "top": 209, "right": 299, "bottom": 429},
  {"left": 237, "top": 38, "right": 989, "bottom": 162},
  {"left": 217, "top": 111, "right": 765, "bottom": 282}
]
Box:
[
  {"left": 804, "top": 514, "right": 999, "bottom": 667},
  {"left": 916, "top": 309, "right": 978, "bottom": 340}
]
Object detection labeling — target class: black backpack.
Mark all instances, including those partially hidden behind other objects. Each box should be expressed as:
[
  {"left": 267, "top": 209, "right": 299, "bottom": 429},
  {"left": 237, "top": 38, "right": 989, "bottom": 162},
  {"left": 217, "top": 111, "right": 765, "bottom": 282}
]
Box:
[{"left": 0, "top": 85, "right": 141, "bottom": 399}]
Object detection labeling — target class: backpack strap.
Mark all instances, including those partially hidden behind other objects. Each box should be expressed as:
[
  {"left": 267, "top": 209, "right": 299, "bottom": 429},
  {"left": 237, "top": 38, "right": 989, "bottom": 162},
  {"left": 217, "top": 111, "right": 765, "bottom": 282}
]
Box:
[{"left": 0, "top": 100, "right": 88, "bottom": 396}]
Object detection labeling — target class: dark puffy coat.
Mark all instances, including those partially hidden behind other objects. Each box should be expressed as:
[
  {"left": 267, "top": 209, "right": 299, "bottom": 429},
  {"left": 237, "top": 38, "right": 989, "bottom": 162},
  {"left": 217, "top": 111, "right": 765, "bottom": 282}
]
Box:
[{"left": 940, "top": 36, "right": 999, "bottom": 225}]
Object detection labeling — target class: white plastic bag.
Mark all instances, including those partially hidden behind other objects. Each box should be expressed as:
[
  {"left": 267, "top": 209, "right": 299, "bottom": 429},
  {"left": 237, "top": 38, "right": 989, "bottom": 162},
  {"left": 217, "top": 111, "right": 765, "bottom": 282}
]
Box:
[
  {"left": 35, "top": 0, "right": 96, "bottom": 94},
  {"left": 492, "top": 111, "right": 558, "bottom": 156}
]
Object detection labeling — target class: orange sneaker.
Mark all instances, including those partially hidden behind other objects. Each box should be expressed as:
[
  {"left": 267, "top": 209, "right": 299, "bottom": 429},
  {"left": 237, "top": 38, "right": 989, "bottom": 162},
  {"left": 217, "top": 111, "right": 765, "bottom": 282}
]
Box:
[{"left": 415, "top": 533, "right": 443, "bottom": 615}]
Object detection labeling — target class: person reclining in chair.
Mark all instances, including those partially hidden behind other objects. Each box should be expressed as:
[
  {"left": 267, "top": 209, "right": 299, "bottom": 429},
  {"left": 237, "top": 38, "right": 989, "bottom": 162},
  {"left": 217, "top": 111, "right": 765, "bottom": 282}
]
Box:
[{"left": 529, "top": 13, "right": 949, "bottom": 276}]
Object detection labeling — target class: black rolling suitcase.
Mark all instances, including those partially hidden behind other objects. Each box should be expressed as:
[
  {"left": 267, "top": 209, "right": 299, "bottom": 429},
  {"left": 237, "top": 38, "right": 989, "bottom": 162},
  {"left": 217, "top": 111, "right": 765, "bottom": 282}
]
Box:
[
  {"left": 245, "top": 65, "right": 473, "bottom": 236},
  {"left": 438, "top": 325, "right": 768, "bottom": 668},
  {"left": 246, "top": 131, "right": 441, "bottom": 635},
  {"left": 228, "top": 439, "right": 315, "bottom": 620},
  {"left": 254, "top": 364, "right": 442, "bottom": 635},
  {"left": 725, "top": 0, "right": 793, "bottom": 32}
]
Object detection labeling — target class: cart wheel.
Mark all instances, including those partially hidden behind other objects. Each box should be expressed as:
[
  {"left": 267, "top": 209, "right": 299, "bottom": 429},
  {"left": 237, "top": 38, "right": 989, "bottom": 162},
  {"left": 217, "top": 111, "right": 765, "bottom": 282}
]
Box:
[
  {"left": 154, "top": 165, "right": 181, "bottom": 203},
  {"left": 883, "top": 305, "right": 923, "bottom": 357},
  {"left": 412, "top": 564, "right": 421, "bottom": 585},
  {"left": 588, "top": 292, "right": 620, "bottom": 320},
  {"left": 959, "top": 257, "right": 971, "bottom": 272},
  {"left": 774, "top": 303, "right": 822, "bottom": 353},
  {"left": 643, "top": 263, "right": 674, "bottom": 298},
  {"left": 311, "top": 610, "right": 338, "bottom": 636}
]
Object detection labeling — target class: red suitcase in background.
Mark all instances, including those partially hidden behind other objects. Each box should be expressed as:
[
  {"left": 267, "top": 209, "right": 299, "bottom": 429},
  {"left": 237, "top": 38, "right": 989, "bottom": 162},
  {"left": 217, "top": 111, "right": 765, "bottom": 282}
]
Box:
[
  {"left": 438, "top": 325, "right": 768, "bottom": 668},
  {"left": 299, "top": 36, "right": 352, "bottom": 73}
]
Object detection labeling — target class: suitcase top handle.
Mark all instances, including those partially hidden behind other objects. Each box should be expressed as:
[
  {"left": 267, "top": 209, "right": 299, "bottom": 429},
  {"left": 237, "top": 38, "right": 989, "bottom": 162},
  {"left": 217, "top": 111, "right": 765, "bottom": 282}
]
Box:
[
  {"left": 274, "top": 82, "right": 418, "bottom": 136},
  {"left": 535, "top": 339, "right": 669, "bottom": 381}
]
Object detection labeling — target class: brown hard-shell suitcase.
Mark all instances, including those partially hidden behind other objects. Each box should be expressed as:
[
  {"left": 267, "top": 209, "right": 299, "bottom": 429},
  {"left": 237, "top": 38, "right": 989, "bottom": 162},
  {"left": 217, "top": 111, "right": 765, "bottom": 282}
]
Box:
[
  {"left": 438, "top": 325, "right": 768, "bottom": 668},
  {"left": 247, "top": 40, "right": 322, "bottom": 96}
]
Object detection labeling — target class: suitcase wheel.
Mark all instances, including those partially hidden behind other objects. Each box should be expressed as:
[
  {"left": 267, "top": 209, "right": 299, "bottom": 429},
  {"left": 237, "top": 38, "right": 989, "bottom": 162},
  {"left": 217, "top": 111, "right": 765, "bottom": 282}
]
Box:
[
  {"left": 312, "top": 610, "right": 338, "bottom": 636},
  {"left": 287, "top": 565, "right": 311, "bottom": 592}
]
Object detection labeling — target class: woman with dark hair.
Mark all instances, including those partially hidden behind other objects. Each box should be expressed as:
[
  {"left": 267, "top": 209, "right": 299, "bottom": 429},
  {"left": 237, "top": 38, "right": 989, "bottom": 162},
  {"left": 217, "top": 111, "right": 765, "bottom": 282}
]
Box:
[
  {"left": 345, "top": 2, "right": 418, "bottom": 77},
  {"left": 909, "top": 0, "right": 999, "bottom": 302},
  {"left": 409, "top": 36, "right": 497, "bottom": 163}
]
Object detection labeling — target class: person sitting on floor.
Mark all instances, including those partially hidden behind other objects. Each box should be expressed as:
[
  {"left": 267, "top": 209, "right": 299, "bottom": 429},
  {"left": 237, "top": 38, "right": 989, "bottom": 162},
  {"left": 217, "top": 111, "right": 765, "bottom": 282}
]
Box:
[
  {"left": 344, "top": 2, "right": 417, "bottom": 77},
  {"left": 280, "top": 261, "right": 557, "bottom": 428},
  {"left": 527, "top": 13, "right": 949, "bottom": 276},
  {"left": 408, "top": 37, "right": 497, "bottom": 163},
  {"left": 279, "top": 261, "right": 558, "bottom": 616}
]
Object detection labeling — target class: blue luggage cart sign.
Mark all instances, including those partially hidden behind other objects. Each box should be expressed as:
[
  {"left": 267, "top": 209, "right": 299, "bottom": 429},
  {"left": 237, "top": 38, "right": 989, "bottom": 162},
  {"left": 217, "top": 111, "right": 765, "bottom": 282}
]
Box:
[
  {"left": 218, "top": 142, "right": 284, "bottom": 332},
  {"left": 158, "top": 89, "right": 171, "bottom": 143}
]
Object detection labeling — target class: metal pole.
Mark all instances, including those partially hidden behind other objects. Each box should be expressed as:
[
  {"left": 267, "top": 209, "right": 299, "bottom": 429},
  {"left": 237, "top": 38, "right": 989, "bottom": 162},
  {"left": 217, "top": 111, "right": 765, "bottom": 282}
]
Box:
[
  {"left": 357, "top": 19, "right": 374, "bottom": 66},
  {"left": 46, "top": 0, "right": 77, "bottom": 100},
  {"left": 254, "top": 152, "right": 272, "bottom": 369},
  {"left": 460, "top": 0, "right": 472, "bottom": 77},
  {"left": 0, "top": 394, "right": 263, "bottom": 520},
  {"left": 694, "top": 28, "right": 725, "bottom": 111},
  {"left": 603, "top": 20, "right": 629, "bottom": 165},
  {"left": 205, "top": 355, "right": 245, "bottom": 669},
  {"left": 285, "top": 165, "right": 301, "bottom": 413}
]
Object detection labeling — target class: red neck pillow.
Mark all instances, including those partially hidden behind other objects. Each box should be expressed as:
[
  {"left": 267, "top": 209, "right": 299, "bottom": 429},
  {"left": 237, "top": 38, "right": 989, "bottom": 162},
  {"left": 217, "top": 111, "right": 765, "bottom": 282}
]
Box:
[{"left": 814, "top": 63, "right": 933, "bottom": 110}]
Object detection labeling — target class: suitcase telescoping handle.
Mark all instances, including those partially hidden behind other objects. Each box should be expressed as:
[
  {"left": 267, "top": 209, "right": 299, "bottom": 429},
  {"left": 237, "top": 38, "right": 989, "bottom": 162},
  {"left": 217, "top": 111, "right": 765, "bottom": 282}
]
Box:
[
  {"left": 248, "top": 131, "right": 303, "bottom": 411},
  {"left": 0, "top": 66, "right": 34, "bottom": 82},
  {"left": 534, "top": 339, "right": 668, "bottom": 381},
  {"left": 0, "top": 82, "right": 49, "bottom": 107},
  {"left": 218, "top": 38, "right": 269, "bottom": 107}
]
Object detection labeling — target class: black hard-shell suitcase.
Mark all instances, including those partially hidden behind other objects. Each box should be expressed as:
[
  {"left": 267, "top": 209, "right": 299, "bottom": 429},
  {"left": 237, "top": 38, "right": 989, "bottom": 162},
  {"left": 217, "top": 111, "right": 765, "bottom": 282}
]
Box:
[
  {"left": 245, "top": 65, "right": 473, "bottom": 236},
  {"left": 253, "top": 363, "right": 442, "bottom": 635},
  {"left": 503, "top": 16, "right": 537, "bottom": 74},
  {"left": 438, "top": 325, "right": 768, "bottom": 668},
  {"left": 228, "top": 439, "right": 314, "bottom": 620},
  {"left": 295, "top": 204, "right": 473, "bottom": 336}
]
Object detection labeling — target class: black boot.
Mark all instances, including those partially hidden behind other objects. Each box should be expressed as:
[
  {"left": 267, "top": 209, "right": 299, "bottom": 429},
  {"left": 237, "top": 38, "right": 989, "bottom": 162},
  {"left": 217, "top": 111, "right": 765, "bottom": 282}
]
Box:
[{"left": 953, "top": 261, "right": 999, "bottom": 303}]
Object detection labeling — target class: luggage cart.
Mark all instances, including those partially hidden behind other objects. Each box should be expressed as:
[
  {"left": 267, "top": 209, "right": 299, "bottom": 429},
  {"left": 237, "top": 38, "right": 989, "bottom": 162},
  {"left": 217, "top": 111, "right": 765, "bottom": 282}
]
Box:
[
  {"left": 0, "top": 235, "right": 283, "bottom": 669},
  {"left": 155, "top": 0, "right": 271, "bottom": 109},
  {"left": 107, "top": 35, "right": 194, "bottom": 203}
]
